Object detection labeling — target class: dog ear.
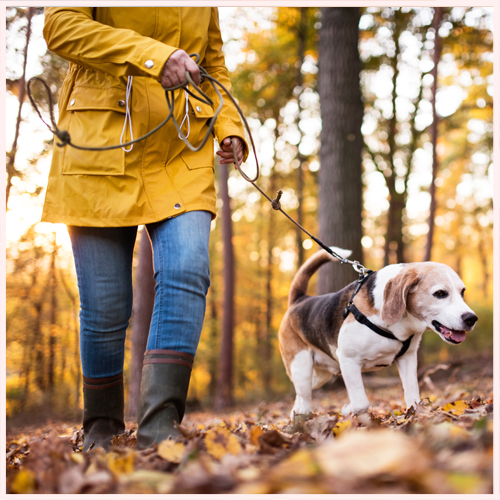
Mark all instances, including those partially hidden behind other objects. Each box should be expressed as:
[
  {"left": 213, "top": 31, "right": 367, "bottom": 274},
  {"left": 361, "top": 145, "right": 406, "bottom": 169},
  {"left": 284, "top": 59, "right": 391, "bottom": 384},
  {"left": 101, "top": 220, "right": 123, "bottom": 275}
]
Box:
[{"left": 381, "top": 267, "right": 420, "bottom": 326}]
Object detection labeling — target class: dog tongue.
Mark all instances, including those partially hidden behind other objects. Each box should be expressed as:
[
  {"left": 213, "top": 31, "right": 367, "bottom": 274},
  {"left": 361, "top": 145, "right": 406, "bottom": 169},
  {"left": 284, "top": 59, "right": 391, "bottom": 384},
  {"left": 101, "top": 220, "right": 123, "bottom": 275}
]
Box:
[{"left": 442, "top": 325, "right": 466, "bottom": 343}]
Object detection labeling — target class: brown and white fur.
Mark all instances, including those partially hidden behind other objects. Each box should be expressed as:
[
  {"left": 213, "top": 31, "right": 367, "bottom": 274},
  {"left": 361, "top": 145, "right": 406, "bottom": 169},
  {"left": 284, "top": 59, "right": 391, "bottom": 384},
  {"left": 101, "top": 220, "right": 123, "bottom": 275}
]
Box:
[{"left": 279, "top": 247, "right": 478, "bottom": 419}]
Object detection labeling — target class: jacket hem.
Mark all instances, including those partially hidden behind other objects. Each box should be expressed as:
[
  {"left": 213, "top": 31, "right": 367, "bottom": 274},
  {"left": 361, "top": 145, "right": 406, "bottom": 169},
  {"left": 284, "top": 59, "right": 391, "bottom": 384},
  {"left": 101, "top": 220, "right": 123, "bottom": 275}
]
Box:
[{"left": 41, "top": 203, "right": 216, "bottom": 227}]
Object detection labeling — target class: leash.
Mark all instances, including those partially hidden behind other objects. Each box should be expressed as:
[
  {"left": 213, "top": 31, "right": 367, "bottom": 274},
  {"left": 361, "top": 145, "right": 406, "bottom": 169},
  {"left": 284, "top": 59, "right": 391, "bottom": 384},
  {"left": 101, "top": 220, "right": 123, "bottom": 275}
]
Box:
[
  {"left": 27, "top": 53, "right": 371, "bottom": 277},
  {"left": 342, "top": 272, "right": 414, "bottom": 361}
]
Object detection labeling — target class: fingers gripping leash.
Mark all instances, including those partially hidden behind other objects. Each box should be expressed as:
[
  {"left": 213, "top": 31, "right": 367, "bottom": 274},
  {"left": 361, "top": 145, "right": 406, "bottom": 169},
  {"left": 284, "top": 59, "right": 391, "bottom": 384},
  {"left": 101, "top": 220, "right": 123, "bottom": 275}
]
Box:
[{"left": 28, "top": 53, "right": 371, "bottom": 277}]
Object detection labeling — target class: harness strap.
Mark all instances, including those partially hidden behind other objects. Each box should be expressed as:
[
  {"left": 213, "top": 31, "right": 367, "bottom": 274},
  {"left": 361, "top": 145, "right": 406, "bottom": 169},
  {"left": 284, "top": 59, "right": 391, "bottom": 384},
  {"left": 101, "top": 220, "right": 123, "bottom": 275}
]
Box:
[{"left": 342, "top": 272, "right": 414, "bottom": 361}]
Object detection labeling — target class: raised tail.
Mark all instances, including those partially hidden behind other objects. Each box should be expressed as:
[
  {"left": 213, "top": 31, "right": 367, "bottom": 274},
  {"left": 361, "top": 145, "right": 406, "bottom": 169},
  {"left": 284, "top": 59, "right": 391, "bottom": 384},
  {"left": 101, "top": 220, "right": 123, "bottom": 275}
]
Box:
[{"left": 288, "top": 247, "right": 352, "bottom": 306}]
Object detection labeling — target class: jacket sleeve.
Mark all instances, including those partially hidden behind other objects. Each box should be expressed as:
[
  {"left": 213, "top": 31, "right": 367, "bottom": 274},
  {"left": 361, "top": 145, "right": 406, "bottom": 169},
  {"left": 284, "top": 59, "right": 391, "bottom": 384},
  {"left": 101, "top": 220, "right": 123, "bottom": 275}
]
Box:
[
  {"left": 201, "top": 8, "right": 249, "bottom": 160},
  {"left": 43, "top": 7, "right": 176, "bottom": 82}
]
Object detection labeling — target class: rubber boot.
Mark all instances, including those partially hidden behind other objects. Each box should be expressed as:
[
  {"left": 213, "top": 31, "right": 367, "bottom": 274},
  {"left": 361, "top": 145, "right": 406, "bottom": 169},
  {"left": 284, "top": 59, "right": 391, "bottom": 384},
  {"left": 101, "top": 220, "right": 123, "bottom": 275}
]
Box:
[
  {"left": 136, "top": 350, "right": 193, "bottom": 449},
  {"left": 82, "top": 372, "right": 125, "bottom": 452}
]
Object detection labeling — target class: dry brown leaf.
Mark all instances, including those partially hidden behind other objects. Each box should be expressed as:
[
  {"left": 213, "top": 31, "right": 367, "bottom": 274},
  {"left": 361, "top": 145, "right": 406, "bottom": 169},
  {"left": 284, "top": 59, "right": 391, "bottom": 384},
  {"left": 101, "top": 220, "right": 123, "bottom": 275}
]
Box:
[{"left": 314, "top": 429, "right": 430, "bottom": 481}]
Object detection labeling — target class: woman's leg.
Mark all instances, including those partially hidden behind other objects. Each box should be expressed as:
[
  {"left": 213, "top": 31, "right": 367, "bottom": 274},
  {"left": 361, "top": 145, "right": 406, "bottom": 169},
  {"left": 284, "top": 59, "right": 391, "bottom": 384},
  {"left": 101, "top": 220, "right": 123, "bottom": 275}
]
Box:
[
  {"left": 137, "top": 211, "right": 211, "bottom": 447},
  {"left": 68, "top": 225, "right": 137, "bottom": 451}
]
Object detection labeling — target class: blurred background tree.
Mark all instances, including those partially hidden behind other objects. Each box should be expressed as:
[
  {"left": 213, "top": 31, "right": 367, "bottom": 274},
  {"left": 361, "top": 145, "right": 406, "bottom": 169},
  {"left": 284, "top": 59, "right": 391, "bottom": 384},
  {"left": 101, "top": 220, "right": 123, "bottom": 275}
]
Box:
[{"left": 5, "top": 7, "right": 493, "bottom": 430}]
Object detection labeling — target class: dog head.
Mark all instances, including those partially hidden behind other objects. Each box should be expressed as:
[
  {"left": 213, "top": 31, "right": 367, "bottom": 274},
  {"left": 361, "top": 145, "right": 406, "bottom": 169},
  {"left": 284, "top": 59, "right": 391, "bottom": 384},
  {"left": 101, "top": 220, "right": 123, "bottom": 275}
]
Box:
[{"left": 380, "top": 263, "right": 477, "bottom": 344}]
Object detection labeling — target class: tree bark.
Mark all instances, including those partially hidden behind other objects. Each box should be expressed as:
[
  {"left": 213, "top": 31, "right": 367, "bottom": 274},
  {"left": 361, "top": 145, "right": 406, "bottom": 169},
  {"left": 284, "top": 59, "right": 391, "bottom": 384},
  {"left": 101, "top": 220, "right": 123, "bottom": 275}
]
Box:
[
  {"left": 295, "top": 7, "right": 308, "bottom": 269},
  {"left": 47, "top": 236, "right": 58, "bottom": 391},
  {"left": 383, "top": 11, "right": 403, "bottom": 266},
  {"left": 215, "top": 162, "right": 235, "bottom": 410},
  {"left": 6, "top": 7, "right": 33, "bottom": 209},
  {"left": 317, "top": 7, "right": 364, "bottom": 293},
  {"left": 424, "top": 7, "right": 443, "bottom": 262},
  {"left": 128, "top": 227, "right": 155, "bottom": 419}
]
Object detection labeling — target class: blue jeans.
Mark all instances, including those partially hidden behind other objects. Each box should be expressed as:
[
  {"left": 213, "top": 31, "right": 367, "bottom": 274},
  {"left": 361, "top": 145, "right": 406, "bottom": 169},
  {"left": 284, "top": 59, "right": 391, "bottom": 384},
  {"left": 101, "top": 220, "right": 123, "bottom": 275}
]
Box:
[{"left": 68, "top": 211, "right": 211, "bottom": 379}]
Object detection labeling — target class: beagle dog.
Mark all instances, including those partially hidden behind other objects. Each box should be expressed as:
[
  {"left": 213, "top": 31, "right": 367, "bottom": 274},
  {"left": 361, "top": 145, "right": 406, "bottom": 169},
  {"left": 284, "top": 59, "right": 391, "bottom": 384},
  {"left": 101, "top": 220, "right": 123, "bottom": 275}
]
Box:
[{"left": 278, "top": 247, "right": 478, "bottom": 419}]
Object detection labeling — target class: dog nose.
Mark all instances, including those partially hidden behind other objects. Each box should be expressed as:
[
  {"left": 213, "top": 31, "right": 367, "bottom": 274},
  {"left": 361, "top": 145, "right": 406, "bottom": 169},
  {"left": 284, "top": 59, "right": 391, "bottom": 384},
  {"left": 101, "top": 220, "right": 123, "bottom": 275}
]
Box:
[{"left": 462, "top": 312, "right": 478, "bottom": 328}]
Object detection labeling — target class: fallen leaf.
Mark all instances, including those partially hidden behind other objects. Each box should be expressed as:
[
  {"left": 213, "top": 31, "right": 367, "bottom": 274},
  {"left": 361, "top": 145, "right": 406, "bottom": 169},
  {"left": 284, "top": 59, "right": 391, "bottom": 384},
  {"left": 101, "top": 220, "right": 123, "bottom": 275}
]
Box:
[
  {"left": 107, "top": 450, "right": 134, "bottom": 475},
  {"left": 11, "top": 469, "right": 36, "bottom": 494},
  {"left": 119, "top": 470, "right": 175, "bottom": 494},
  {"left": 333, "top": 420, "right": 351, "bottom": 437},
  {"left": 314, "top": 429, "right": 430, "bottom": 481},
  {"left": 205, "top": 427, "right": 242, "bottom": 460},
  {"left": 442, "top": 400, "right": 468, "bottom": 416},
  {"left": 157, "top": 440, "right": 185, "bottom": 464},
  {"left": 249, "top": 425, "right": 263, "bottom": 446}
]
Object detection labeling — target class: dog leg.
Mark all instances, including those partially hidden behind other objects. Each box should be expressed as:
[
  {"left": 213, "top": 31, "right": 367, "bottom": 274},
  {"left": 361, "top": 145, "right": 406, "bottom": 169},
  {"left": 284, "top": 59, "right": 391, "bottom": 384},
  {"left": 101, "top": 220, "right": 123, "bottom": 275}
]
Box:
[
  {"left": 337, "top": 354, "right": 370, "bottom": 416},
  {"left": 312, "top": 367, "right": 334, "bottom": 390},
  {"left": 289, "top": 350, "right": 314, "bottom": 420},
  {"left": 396, "top": 350, "right": 420, "bottom": 410}
]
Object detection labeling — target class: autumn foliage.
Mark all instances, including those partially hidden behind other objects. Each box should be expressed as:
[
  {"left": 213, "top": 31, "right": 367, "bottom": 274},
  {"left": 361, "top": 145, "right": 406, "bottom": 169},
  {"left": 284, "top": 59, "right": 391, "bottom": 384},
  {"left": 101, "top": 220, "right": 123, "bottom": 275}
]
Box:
[{"left": 7, "top": 363, "right": 493, "bottom": 494}]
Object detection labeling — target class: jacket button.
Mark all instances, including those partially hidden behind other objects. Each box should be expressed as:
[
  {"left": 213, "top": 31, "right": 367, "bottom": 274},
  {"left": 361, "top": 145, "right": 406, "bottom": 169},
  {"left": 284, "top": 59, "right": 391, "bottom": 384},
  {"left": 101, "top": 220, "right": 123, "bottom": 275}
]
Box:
[
  {"left": 145, "top": 60, "right": 154, "bottom": 69},
  {"left": 70, "top": 99, "right": 75, "bottom": 106},
  {"left": 117, "top": 100, "right": 125, "bottom": 107},
  {"left": 174, "top": 203, "right": 181, "bottom": 209},
  {"left": 196, "top": 106, "right": 202, "bottom": 112}
]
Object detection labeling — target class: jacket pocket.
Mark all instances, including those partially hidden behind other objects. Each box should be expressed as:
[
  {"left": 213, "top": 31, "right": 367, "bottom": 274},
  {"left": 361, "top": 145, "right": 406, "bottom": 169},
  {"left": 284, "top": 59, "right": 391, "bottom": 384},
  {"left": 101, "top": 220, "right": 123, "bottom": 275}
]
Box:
[
  {"left": 180, "top": 95, "right": 215, "bottom": 170},
  {"left": 61, "top": 86, "right": 128, "bottom": 176}
]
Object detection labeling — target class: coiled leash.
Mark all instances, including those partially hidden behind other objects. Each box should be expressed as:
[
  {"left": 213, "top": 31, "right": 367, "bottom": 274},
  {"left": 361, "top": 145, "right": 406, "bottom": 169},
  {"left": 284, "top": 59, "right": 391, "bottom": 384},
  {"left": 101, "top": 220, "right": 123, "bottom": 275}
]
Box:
[{"left": 27, "top": 53, "right": 370, "bottom": 277}]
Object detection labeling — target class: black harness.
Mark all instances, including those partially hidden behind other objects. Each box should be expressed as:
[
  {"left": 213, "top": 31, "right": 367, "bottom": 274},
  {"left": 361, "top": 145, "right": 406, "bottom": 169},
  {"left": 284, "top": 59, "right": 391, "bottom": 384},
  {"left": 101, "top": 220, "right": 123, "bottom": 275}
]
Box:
[{"left": 342, "top": 271, "right": 414, "bottom": 362}]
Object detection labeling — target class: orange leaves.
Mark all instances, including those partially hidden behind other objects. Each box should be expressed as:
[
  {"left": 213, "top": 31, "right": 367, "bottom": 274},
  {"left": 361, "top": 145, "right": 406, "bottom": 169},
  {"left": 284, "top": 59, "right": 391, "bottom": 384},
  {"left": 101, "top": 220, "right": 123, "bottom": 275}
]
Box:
[{"left": 5, "top": 390, "right": 494, "bottom": 495}]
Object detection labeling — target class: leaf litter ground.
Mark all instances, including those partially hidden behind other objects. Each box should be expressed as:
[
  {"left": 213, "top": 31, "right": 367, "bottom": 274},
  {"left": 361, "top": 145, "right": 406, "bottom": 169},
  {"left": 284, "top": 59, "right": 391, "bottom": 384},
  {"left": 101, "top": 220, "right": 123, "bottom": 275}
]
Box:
[{"left": 6, "top": 362, "right": 493, "bottom": 494}]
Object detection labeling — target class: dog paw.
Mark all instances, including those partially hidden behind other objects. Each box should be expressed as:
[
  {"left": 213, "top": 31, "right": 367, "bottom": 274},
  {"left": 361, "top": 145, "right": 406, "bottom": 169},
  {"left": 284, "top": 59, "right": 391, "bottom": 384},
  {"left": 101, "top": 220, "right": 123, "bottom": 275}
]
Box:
[{"left": 341, "top": 403, "right": 369, "bottom": 417}]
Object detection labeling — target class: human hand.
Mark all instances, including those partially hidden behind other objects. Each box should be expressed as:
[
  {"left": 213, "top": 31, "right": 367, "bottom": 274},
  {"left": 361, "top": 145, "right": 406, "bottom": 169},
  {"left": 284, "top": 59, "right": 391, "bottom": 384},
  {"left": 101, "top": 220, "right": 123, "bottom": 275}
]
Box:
[
  {"left": 161, "top": 50, "right": 200, "bottom": 88},
  {"left": 216, "top": 137, "right": 245, "bottom": 166}
]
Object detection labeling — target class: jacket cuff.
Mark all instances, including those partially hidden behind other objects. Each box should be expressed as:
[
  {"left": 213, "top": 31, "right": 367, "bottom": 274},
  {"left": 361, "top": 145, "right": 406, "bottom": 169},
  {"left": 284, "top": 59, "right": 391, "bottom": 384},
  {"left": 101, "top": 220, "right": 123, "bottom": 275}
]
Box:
[{"left": 132, "top": 42, "right": 180, "bottom": 82}]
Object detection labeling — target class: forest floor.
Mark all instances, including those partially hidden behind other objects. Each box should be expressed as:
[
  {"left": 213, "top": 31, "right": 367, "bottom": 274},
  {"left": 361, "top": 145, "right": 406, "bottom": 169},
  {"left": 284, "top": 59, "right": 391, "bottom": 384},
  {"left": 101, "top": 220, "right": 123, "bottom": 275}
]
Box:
[{"left": 6, "top": 358, "right": 494, "bottom": 494}]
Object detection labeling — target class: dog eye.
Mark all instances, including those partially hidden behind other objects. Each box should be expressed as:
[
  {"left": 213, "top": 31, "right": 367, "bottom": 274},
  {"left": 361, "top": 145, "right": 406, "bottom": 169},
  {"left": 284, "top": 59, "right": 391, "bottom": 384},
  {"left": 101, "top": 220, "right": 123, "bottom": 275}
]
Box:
[
  {"left": 461, "top": 288, "right": 465, "bottom": 298},
  {"left": 433, "top": 290, "right": 448, "bottom": 299}
]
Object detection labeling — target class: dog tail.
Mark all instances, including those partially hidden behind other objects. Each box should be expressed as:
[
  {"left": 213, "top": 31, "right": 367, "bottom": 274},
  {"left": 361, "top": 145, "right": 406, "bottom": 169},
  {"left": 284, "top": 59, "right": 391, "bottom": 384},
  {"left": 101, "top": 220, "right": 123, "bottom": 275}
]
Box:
[{"left": 289, "top": 247, "right": 352, "bottom": 306}]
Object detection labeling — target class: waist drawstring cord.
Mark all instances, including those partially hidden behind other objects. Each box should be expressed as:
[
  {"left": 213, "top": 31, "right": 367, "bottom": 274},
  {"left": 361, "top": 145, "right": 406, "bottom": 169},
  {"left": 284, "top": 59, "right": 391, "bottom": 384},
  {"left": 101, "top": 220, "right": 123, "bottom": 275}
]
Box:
[
  {"left": 120, "top": 76, "right": 134, "bottom": 152},
  {"left": 178, "top": 86, "right": 191, "bottom": 140}
]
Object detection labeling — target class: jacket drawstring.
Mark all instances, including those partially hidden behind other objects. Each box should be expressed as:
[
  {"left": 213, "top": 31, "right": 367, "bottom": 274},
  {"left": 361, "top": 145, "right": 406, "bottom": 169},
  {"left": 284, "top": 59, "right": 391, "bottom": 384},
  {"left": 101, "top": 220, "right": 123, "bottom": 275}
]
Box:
[
  {"left": 178, "top": 86, "right": 190, "bottom": 140},
  {"left": 121, "top": 76, "right": 134, "bottom": 152}
]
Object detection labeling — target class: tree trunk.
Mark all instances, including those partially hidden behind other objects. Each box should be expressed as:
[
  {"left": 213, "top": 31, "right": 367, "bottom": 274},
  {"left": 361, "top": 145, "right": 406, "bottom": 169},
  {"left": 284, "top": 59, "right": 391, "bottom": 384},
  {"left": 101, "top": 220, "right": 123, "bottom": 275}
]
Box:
[
  {"left": 47, "top": 236, "right": 58, "bottom": 392},
  {"left": 6, "top": 7, "right": 33, "bottom": 209},
  {"left": 383, "top": 188, "right": 406, "bottom": 265},
  {"left": 383, "top": 11, "right": 403, "bottom": 266},
  {"left": 424, "top": 7, "right": 443, "bottom": 262},
  {"left": 215, "top": 162, "right": 235, "bottom": 410},
  {"left": 128, "top": 227, "right": 155, "bottom": 419},
  {"left": 317, "top": 7, "right": 364, "bottom": 293},
  {"left": 33, "top": 301, "right": 45, "bottom": 391},
  {"left": 207, "top": 286, "right": 219, "bottom": 400},
  {"left": 295, "top": 7, "right": 308, "bottom": 269},
  {"left": 263, "top": 171, "right": 277, "bottom": 395}
]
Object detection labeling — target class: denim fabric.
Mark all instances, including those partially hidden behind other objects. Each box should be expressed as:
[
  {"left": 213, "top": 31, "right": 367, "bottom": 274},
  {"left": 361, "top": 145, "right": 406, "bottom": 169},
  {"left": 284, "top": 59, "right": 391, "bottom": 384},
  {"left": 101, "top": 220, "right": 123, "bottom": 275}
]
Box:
[{"left": 68, "top": 211, "right": 211, "bottom": 378}]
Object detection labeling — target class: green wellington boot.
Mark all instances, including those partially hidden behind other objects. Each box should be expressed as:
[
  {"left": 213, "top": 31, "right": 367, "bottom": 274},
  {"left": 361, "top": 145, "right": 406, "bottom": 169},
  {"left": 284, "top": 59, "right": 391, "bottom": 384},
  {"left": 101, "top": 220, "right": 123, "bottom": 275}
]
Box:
[
  {"left": 136, "top": 350, "right": 193, "bottom": 449},
  {"left": 82, "top": 372, "right": 125, "bottom": 452}
]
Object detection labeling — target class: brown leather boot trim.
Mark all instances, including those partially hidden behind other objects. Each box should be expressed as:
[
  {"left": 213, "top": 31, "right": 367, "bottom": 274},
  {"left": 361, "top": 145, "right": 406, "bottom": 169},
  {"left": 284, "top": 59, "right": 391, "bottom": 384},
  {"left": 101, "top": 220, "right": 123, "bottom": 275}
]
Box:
[
  {"left": 143, "top": 358, "right": 193, "bottom": 369},
  {"left": 83, "top": 372, "right": 123, "bottom": 385},
  {"left": 83, "top": 379, "right": 123, "bottom": 390},
  {"left": 144, "top": 349, "right": 194, "bottom": 361}
]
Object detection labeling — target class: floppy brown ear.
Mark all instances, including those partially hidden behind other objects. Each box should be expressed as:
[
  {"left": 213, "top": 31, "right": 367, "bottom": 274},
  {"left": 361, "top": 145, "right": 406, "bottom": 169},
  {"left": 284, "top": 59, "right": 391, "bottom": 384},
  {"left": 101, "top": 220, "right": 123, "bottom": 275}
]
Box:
[{"left": 381, "top": 267, "right": 420, "bottom": 326}]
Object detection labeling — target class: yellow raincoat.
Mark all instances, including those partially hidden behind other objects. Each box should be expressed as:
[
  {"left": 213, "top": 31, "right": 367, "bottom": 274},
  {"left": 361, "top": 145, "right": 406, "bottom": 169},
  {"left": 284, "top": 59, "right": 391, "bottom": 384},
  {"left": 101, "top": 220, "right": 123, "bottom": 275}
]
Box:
[{"left": 42, "top": 7, "right": 247, "bottom": 226}]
